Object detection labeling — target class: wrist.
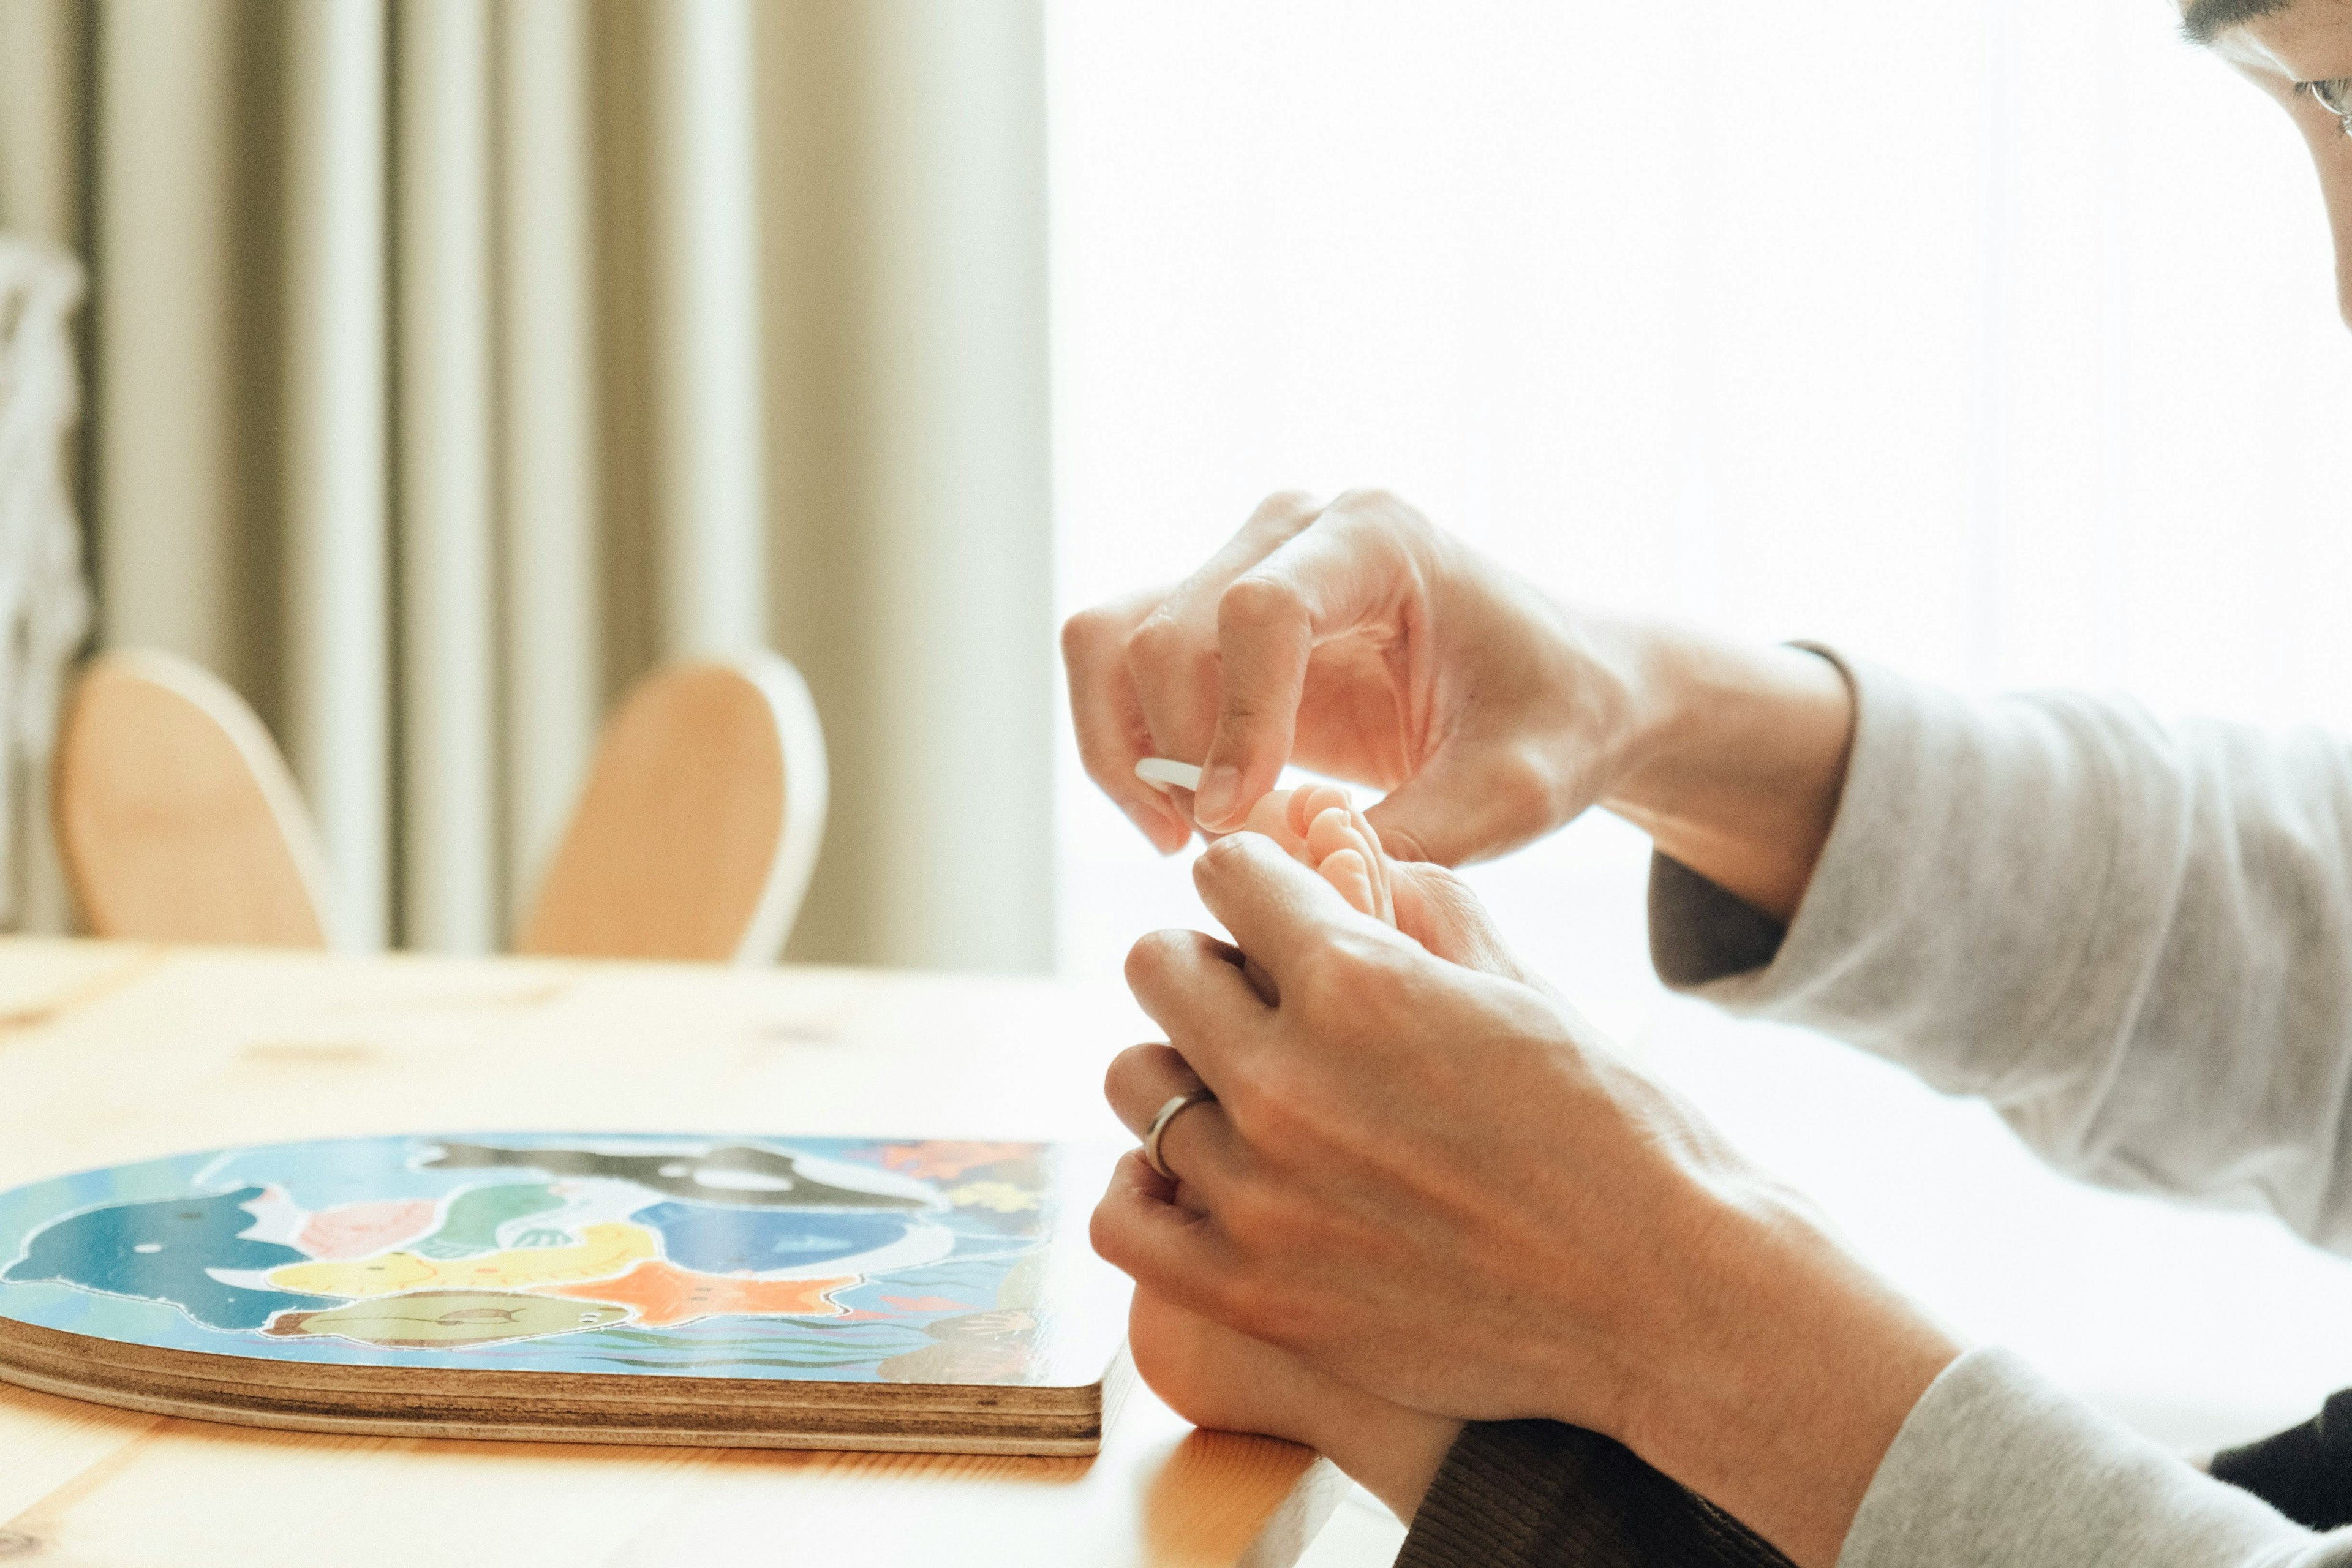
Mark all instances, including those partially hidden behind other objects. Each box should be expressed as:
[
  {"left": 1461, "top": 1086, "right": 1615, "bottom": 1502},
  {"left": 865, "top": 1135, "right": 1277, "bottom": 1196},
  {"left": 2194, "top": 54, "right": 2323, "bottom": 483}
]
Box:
[
  {"left": 1608, "top": 1183, "right": 1959, "bottom": 1567},
  {"left": 1599, "top": 636, "right": 1856, "bottom": 922},
  {"left": 1505, "top": 595, "right": 1689, "bottom": 824},
  {"left": 1313, "top": 1403, "right": 1466, "bottom": 1523}
]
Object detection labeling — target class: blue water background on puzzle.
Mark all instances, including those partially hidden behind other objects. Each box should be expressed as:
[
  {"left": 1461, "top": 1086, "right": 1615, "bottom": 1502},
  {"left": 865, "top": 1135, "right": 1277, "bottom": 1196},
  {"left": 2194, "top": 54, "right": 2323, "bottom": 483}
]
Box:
[{"left": 0, "top": 1133, "right": 1106, "bottom": 1382}]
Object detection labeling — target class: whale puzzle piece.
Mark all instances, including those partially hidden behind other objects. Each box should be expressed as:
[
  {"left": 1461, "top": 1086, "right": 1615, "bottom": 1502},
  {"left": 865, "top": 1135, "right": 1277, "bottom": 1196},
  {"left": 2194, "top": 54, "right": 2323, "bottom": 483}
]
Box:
[
  {"left": 268, "top": 1221, "right": 656, "bottom": 1298},
  {"left": 1, "top": 1187, "right": 339, "bottom": 1330},
  {"left": 263, "top": 1290, "right": 630, "bottom": 1348},
  {"left": 412, "top": 1183, "right": 565, "bottom": 1259},
  {"left": 630, "top": 1201, "right": 913, "bottom": 1276},
  {"left": 296, "top": 1199, "right": 439, "bottom": 1262},
  {"left": 538, "top": 1260, "right": 854, "bottom": 1327},
  {"left": 415, "top": 1141, "right": 924, "bottom": 1210}
]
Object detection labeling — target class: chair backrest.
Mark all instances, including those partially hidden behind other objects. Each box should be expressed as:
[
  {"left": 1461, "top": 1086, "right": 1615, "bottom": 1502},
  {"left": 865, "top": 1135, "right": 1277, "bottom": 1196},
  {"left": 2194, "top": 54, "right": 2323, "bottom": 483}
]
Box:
[
  {"left": 53, "top": 649, "right": 335, "bottom": 948},
  {"left": 514, "top": 650, "right": 827, "bottom": 964}
]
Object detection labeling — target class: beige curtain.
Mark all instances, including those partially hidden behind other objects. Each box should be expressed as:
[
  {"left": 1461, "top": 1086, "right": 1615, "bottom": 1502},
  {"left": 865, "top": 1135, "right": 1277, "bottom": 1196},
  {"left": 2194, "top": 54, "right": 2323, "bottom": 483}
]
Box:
[{"left": 0, "top": 0, "right": 1054, "bottom": 971}]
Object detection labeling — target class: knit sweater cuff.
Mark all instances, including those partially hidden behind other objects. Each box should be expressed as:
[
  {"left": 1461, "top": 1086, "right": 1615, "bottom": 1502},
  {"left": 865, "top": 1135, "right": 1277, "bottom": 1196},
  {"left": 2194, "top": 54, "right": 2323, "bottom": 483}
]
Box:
[{"left": 1398, "top": 1419, "right": 1793, "bottom": 1568}]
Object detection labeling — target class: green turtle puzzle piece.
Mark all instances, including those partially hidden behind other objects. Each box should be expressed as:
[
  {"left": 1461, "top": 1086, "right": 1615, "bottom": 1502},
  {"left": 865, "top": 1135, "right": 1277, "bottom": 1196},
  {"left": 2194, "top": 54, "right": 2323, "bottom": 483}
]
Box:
[{"left": 413, "top": 1183, "right": 567, "bottom": 1259}]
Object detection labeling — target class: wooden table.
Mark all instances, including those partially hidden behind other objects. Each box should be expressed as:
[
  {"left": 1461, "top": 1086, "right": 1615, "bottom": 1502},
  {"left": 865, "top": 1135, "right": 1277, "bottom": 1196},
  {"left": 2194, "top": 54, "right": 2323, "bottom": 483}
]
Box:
[{"left": 0, "top": 938, "right": 1340, "bottom": 1567}]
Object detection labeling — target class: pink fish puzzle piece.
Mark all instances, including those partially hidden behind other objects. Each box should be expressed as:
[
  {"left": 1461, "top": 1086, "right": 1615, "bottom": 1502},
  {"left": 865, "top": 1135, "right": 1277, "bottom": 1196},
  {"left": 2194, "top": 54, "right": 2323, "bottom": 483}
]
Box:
[{"left": 295, "top": 1199, "right": 439, "bottom": 1262}]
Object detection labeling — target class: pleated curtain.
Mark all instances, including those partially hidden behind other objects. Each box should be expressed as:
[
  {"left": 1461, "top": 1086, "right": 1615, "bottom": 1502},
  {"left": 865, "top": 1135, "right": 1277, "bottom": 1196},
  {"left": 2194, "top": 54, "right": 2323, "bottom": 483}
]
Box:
[{"left": 0, "top": 0, "right": 1055, "bottom": 971}]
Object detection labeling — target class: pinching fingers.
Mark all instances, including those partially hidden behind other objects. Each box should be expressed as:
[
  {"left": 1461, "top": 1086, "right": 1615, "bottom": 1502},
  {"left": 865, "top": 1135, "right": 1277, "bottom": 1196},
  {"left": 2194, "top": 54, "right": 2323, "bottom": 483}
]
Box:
[{"left": 1061, "top": 590, "right": 1191, "bottom": 852}]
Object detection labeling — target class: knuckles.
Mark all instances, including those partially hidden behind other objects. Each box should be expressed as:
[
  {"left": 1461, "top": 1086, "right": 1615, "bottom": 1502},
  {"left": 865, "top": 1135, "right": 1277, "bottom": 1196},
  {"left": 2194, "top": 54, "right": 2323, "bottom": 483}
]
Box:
[
  {"left": 1058, "top": 603, "right": 1118, "bottom": 665},
  {"left": 1087, "top": 1200, "right": 1137, "bottom": 1277},
  {"left": 1102, "top": 1041, "right": 1177, "bottom": 1116},
  {"left": 1213, "top": 1178, "right": 1321, "bottom": 1265},
  {"left": 1124, "top": 610, "right": 1216, "bottom": 701},
  {"left": 1194, "top": 830, "right": 1270, "bottom": 883},
  {"left": 1123, "top": 927, "right": 1226, "bottom": 1005},
  {"left": 1215, "top": 573, "right": 1309, "bottom": 644},
  {"left": 1125, "top": 609, "right": 1190, "bottom": 669},
  {"left": 1286, "top": 929, "right": 1417, "bottom": 1031},
  {"left": 1322, "top": 487, "right": 1433, "bottom": 545},
  {"left": 1245, "top": 489, "right": 1324, "bottom": 536}
]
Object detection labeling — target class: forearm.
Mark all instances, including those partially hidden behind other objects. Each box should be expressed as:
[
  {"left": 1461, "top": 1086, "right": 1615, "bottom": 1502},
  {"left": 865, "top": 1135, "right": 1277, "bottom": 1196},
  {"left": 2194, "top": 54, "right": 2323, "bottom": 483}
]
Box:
[
  {"left": 1410, "top": 1344, "right": 2352, "bottom": 1568},
  {"left": 1607, "top": 1188, "right": 1960, "bottom": 1566},
  {"left": 1650, "top": 654, "right": 2352, "bottom": 1248},
  {"left": 1601, "top": 633, "right": 1855, "bottom": 923}
]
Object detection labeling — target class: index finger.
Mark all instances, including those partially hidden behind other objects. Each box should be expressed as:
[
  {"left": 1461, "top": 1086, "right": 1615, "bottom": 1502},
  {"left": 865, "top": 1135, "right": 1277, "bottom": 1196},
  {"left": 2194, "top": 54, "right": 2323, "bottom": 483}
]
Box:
[
  {"left": 1193, "top": 501, "right": 1422, "bottom": 829},
  {"left": 1124, "top": 493, "right": 1326, "bottom": 781},
  {"left": 1123, "top": 926, "right": 1278, "bottom": 1086},
  {"left": 1191, "top": 831, "right": 1389, "bottom": 988}
]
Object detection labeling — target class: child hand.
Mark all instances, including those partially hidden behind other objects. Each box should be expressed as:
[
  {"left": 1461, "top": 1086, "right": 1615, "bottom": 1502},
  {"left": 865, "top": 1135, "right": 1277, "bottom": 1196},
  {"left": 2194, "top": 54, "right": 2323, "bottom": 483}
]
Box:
[
  {"left": 1238, "top": 783, "right": 1544, "bottom": 988},
  {"left": 1238, "top": 783, "right": 1394, "bottom": 925}
]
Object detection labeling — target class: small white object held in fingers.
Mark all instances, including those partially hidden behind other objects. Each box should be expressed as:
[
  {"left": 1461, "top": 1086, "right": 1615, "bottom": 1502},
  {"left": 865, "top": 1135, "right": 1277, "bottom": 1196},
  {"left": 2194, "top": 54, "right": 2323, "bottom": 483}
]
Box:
[{"left": 1136, "top": 758, "right": 1204, "bottom": 794}]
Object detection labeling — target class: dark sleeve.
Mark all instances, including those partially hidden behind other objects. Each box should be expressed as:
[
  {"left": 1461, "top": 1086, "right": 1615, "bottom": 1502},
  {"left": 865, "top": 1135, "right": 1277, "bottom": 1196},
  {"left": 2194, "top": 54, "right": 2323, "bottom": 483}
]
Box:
[
  {"left": 2212, "top": 1389, "right": 2352, "bottom": 1531},
  {"left": 1396, "top": 1420, "right": 1795, "bottom": 1568},
  {"left": 1647, "top": 853, "right": 1788, "bottom": 988}
]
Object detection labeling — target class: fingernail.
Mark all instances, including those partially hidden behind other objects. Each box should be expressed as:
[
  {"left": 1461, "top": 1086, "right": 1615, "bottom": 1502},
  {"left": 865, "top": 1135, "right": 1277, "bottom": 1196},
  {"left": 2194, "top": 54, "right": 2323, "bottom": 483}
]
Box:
[{"left": 1195, "top": 764, "right": 1240, "bottom": 826}]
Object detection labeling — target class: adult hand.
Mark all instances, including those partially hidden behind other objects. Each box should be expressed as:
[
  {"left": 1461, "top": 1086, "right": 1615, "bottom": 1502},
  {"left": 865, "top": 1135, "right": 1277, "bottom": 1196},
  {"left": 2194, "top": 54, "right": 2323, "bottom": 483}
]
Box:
[
  {"left": 1113, "top": 846, "right": 1518, "bottom": 1520},
  {"left": 1061, "top": 489, "right": 1658, "bottom": 865},
  {"left": 1123, "top": 1287, "right": 1463, "bottom": 1521},
  {"left": 1062, "top": 489, "right": 1858, "bottom": 921},
  {"left": 1094, "top": 834, "right": 1958, "bottom": 1567}
]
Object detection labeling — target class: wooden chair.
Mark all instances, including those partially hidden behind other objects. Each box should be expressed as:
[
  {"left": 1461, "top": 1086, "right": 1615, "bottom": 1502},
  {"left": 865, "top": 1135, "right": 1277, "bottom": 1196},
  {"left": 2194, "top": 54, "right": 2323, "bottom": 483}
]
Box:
[
  {"left": 53, "top": 648, "right": 336, "bottom": 948},
  {"left": 514, "top": 650, "right": 827, "bottom": 964}
]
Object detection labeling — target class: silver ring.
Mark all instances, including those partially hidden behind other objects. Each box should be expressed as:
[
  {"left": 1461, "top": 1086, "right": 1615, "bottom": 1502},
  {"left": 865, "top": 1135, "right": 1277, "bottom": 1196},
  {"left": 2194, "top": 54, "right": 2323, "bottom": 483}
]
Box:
[{"left": 1142, "top": 1088, "right": 1218, "bottom": 1181}]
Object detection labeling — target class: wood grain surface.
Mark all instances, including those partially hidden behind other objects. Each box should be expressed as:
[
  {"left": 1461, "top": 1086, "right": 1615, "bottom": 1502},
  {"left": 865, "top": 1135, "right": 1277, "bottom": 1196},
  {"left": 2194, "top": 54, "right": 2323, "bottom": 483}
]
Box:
[{"left": 0, "top": 940, "right": 1340, "bottom": 1567}]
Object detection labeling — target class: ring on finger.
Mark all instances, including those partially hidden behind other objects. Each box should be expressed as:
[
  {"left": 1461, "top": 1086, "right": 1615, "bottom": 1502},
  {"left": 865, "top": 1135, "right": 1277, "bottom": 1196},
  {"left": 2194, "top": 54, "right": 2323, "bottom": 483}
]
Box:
[{"left": 1142, "top": 1088, "right": 1219, "bottom": 1182}]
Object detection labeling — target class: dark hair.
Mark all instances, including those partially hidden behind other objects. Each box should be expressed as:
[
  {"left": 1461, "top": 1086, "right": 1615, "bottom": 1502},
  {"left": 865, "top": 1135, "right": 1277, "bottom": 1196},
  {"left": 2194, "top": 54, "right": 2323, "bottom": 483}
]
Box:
[{"left": 2179, "top": 0, "right": 2297, "bottom": 47}]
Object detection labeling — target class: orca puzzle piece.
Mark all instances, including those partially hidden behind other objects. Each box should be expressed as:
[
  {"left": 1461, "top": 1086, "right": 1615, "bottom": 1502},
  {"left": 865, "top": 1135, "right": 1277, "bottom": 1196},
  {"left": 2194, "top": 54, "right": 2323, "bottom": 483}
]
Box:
[{"left": 415, "top": 1142, "right": 926, "bottom": 1210}]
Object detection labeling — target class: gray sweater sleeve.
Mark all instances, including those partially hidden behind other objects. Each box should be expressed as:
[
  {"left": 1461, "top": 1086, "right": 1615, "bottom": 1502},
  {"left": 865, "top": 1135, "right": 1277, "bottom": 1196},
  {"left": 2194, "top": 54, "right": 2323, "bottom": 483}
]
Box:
[
  {"left": 1646, "top": 650, "right": 2352, "bottom": 1567},
  {"left": 1660, "top": 650, "right": 2352, "bottom": 1245},
  {"left": 1844, "top": 1348, "right": 2351, "bottom": 1568}
]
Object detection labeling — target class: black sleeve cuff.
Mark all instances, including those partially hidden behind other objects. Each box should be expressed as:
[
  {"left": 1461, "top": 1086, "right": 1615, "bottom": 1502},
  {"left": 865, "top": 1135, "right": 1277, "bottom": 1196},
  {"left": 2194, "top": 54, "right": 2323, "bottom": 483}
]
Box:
[
  {"left": 1647, "top": 853, "right": 1789, "bottom": 989},
  {"left": 1396, "top": 1419, "right": 1795, "bottom": 1568},
  {"left": 2211, "top": 1387, "right": 2352, "bottom": 1531}
]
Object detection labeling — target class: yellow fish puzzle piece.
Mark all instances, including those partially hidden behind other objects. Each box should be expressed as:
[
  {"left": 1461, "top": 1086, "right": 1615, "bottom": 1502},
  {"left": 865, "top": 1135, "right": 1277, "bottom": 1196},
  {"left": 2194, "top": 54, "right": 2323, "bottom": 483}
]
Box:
[
  {"left": 941, "top": 1180, "right": 1041, "bottom": 1213},
  {"left": 268, "top": 1221, "right": 656, "bottom": 1298}
]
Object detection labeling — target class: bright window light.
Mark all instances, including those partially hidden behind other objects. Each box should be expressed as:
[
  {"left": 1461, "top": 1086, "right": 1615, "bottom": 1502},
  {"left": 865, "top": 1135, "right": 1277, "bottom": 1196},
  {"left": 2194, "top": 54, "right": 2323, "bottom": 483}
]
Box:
[{"left": 1049, "top": 1, "right": 2352, "bottom": 1442}]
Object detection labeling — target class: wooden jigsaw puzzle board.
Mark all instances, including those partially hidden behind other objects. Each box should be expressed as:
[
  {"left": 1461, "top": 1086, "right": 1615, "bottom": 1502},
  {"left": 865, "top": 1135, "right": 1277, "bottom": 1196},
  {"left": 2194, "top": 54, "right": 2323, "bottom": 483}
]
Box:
[{"left": 0, "top": 1133, "right": 1131, "bottom": 1453}]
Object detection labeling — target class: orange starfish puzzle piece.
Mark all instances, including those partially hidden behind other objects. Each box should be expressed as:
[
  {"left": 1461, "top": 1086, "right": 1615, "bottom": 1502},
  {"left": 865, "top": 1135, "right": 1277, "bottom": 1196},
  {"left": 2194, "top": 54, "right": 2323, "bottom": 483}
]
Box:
[{"left": 539, "top": 1259, "right": 856, "bottom": 1327}]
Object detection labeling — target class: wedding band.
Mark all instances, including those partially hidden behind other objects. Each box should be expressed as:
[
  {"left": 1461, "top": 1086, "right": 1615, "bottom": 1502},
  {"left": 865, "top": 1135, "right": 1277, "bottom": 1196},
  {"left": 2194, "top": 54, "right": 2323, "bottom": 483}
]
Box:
[{"left": 1142, "top": 1088, "right": 1218, "bottom": 1181}]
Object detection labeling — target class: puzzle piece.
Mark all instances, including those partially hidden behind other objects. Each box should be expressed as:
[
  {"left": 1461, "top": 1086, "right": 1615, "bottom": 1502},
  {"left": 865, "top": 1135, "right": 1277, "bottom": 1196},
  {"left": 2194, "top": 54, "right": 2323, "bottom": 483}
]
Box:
[
  {"left": 538, "top": 1259, "right": 854, "bottom": 1327},
  {"left": 268, "top": 1221, "right": 657, "bottom": 1298}
]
